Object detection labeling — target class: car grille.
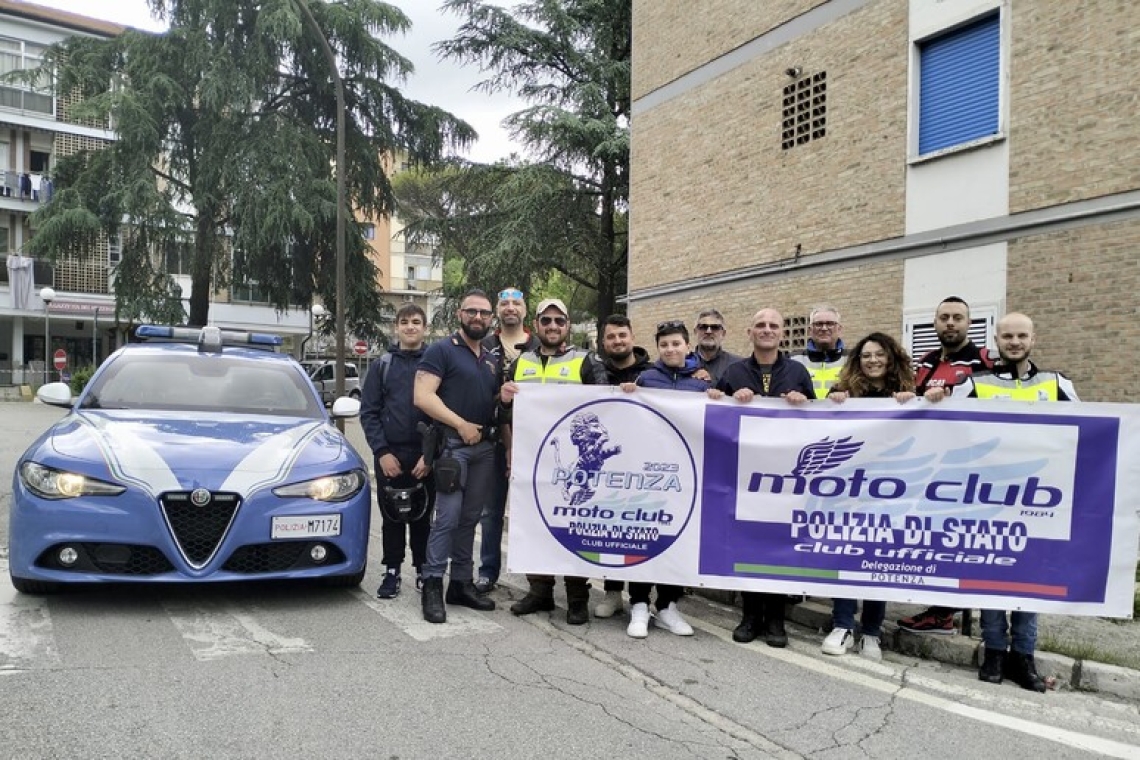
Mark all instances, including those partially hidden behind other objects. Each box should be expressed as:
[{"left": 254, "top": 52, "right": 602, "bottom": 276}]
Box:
[
  {"left": 222, "top": 542, "right": 347, "bottom": 574},
  {"left": 160, "top": 491, "right": 241, "bottom": 569},
  {"left": 36, "top": 543, "right": 175, "bottom": 575}
]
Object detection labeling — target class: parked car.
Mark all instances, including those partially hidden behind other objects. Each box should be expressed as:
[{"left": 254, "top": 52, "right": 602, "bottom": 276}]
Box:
[
  {"left": 306, "top": 361, "right": 362, "bottom": 405},
  {"left": 8, "top": 325, "right": 371, "bottom": 594}
]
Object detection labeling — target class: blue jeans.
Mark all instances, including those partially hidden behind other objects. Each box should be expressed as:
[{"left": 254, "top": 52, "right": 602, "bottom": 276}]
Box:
[
  {"left": 981, "top": 609, "right": 1037, "bottom": 655},
  {"left": 832, "top": 598, "right": 886, "bottom": 637},
  {"left": 424, "top": 441, "right": 495, "bottom": 581},
  {"left": 477, "top": 443, "right": 509, "bottom": 582}
]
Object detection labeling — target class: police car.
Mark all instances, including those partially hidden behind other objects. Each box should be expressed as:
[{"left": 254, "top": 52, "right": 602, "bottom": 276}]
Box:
[{"left": 8, "top": 325, "right": 371, "bottom": 593}]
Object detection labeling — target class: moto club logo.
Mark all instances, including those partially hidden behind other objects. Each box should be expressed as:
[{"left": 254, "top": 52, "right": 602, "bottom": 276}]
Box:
[{"left": 533, "top": 400, "right": 697, "bottom": 567}]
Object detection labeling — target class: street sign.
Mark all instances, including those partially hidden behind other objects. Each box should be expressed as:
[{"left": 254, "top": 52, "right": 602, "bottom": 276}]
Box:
[
  {"left": 352, "top": 340, "right": 368, "bottom": 356},
  {"left": 53, "top": 349, "right": 67, "bottom": 371}
]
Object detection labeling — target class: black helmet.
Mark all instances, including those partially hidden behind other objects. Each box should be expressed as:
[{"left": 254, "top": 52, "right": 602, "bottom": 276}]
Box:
[{"left": 379, "top": 480, "right": 429, "bottom": 523}]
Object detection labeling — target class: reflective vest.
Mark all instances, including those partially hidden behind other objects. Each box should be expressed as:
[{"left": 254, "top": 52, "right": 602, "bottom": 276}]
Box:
[
  {"left": 513, "top": 351, "right": 586, "bottom": 384},
  {"left": 972, "top": 373, "right": 1060, "bottom": 401},
  {"left": 792, "top": 355, "right": 846, "bottom": 394}
]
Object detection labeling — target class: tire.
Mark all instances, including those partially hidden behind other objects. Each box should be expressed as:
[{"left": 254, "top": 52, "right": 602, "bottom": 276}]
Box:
[
  {"left": 10, "top": 575, "right": 61, "bottom": 594},
  {"left": 323, "top": 567, "right": 366, "bottom": 588}
]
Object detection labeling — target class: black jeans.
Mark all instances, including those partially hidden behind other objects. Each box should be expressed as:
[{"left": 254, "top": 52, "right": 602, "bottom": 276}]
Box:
[
  {"left": 378, "top": 446, "right": 434, "bottom": 569},
  {"left": 629, "top": 583, "right": 682, "bottom": 608}
]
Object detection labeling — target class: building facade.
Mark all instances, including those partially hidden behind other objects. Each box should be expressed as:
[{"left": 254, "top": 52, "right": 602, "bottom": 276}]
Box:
[{"left": 629, "top": 0, "right": 1140, "bottom": 401}]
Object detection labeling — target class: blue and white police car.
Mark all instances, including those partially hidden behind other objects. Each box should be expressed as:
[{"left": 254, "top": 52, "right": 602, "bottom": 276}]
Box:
[{"left": 8, "top": 325, "right": 371, "bottom": 593}]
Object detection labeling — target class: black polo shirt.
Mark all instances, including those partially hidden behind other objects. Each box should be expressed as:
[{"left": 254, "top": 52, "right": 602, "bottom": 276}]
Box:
[{"left": 418, "top": 332, "right": 502, "bottom": 428}]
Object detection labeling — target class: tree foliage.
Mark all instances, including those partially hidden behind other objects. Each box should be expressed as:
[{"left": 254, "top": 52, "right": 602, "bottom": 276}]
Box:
[
  {"left": 26, "top": 0, "right": 475, "bottom": 335},
  {"left": 396, "top": 0, "right": 630, "bottom": 328}
]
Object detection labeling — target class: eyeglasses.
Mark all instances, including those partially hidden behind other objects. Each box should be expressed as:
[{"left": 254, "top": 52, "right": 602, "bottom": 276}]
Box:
[
  {"left": 498, "top": 288, "right": 524, "bottom": 301},
  {"left": 695, "top": 323, "right": 724, "bottom": 332},
  {"left": 461, "top": 308, "right": 493, "bottom": 319},
  {"left": 859, "top": 351, "right": 887, "bottom": 361},
  {"left": 538, "top": 315, "right": 567, "bottom": 326},
  {"left": 811, "top": 321, "right": 839, "bottom": 330},
  {"left": 656, "top": 320, "right": 686, "bottom": 333}
]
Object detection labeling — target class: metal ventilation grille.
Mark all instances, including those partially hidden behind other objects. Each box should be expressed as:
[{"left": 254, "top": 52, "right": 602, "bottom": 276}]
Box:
[{"left": 782, "top": 71, "right": 827, "bottom": 150}]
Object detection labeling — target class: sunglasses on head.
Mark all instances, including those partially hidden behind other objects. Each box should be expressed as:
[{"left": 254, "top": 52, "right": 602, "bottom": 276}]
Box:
[
  {"left": 538, "top": 315, "right": 567, "bottom": 326},
  {"left": 498, "top": 288, "right": 524, "bottom": 301},
  {"left": 656, "top": 320, "right": 686, "bottom": 332}
]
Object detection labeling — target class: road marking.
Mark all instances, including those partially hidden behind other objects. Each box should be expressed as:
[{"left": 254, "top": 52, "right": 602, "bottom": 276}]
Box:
[
  {"left": 355, "top": 589, "right": 503, "bottom": 642},
  {"left": 0, "top": 560, "right": 60, "bottom": 673},
  {"left": 162, "top": 598, "right": 313, "bottom": 661},
  {"left": 688, "top": 616, "right": 1140, "bottom": 760}
]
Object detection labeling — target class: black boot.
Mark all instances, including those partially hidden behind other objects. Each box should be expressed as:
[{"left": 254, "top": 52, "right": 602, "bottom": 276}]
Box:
[
  {"left": 511, "top": 593, "right": 555, "bottom": 616},
  {"left": 422, "top": 577, "right": 446, "bottom": 624},
  {"left": 446, "top": 580, "right": 496, "bottom": 611},
  {"left": 762, "top": 597, "right": 788, "bottom": 648},
  {"left": 566, "top": 599, "right": 589, "bottom": 625},
  {"left": 732, "top": 615, "right": 759, "bottom": 643},
  {"left": 1006, "top": 651, "right": 1047, "bottom": 692},
  {"left": 978, "top": 648, "right": 1005, "bottom": 684}
]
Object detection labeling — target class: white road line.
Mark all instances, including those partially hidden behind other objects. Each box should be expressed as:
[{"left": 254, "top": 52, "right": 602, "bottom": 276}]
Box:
[
  {"left": 689, "top": 617, "right": 1140, "bottom": 760},
  {"left": 162, "top": 599, "right": 313, "bottom": 661},
  {"left": 354, "top": 589, "right": 502, "bottom": 642},
  {"left": 0, "top": 560, "right": 60, "bottom": 673}
]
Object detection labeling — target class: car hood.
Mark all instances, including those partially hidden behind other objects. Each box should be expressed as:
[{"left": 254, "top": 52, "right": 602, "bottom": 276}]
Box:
[{"left": 41, "top": 410, "right": 359, "bottom": 495}]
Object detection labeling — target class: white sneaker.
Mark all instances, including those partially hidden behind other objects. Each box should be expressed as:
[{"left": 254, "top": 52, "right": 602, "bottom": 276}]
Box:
[
  {"left": 859, "top": 635, "right": 882, "bottom": 661},
  {"left": 653, "top": 602, "right": 694, "bottom": 636},
  {"left": 594, "top": 589, "right": 624, "bottom": 619},
  {"left": 627, "top": 602, "right": 650, "bottom": 638},
  {"left": 822, "top": 627, "right": 854, "bottom": 655}
]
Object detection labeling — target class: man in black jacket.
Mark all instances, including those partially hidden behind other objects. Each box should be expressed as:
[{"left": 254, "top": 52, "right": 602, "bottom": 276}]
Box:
[
  {"left": 360, "top": 304, "right": 434, "bottom": 599},
  {"left": 717, "top": 307, "right": 816, "bottom": 647}
]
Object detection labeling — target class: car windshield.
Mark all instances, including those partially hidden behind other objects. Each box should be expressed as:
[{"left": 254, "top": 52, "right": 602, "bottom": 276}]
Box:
[{"left": 79, "top": 353, "right": 324, "bottom": 418}]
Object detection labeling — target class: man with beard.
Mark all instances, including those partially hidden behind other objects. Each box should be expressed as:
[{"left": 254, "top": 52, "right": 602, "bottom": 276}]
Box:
[
  {"left": 475, "top": 288, "right": 540, "bottom": 594},
  {"left": 693, "top": 308, "right": 742, "bottom": 385},
  {"left": 591, "top": 314, "right": 653, "bottom": 619},
  {"left": 717, "top": 308, "right": 816, "bottom": 647},
  {"left": 498, "top": 298, "right": 608, "bottom": 624},
  {"left": 928, "top": 312, "right": 1076, "bottom": 691},
  {"left": 899, "top": 296, "right": 995, "bottom": 634},
  {"left": 414, "top": 290, "right": 503, "bottom": 624},
  {"left": 791, "top": 304, "right": 847, "bottom": 397}
]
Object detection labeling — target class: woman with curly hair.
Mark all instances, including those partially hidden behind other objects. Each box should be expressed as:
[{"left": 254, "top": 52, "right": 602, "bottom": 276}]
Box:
[{"left": 821, "top": 332, "right": 915, "bottom": 661}]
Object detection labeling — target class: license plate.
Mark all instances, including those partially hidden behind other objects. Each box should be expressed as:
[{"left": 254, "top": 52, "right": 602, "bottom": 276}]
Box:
[{"left": 272, "top": 514, "right": 341, "bottom": 539}]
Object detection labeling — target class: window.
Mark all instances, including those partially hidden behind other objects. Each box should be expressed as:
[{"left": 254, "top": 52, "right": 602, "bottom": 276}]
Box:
[
  {"left": 163, "top": 240, "right": 193, "bottom": 276},
  {"left": 0, "top": 38, "right": 53, "bottom": 116},
  {"left": 108, "top": 234, "right": 122, "bottom": 266},
  {"left": 917, "top": 13, "right": 1001, "bottom": 156},
  {"left": 781, "top": 71, "right": 827, "bottom": 151},
  {"left": 30, "top": 150, "right": 50, "bottom": 173},
  {"left": 361, "top": 223, "right": 375, "bottom": 241},
  {"left": 0, "top": 224, "right": 8, "bottom": 254}
]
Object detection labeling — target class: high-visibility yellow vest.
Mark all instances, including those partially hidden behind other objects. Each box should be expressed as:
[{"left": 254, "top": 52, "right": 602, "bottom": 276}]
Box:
[
  {"left": 791, "top": 355, "right": 846, "bottom": 394},
  {"left": 973, "top": 373, "right": 1060, "bottom": 401},
  {"left": 513, "top": 351, "right": 586, "bottom": 384}
]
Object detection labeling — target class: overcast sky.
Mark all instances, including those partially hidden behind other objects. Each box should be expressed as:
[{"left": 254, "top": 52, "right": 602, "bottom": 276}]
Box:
[{"left": 30, "top": 0, "right": 526, "bottom": 162}]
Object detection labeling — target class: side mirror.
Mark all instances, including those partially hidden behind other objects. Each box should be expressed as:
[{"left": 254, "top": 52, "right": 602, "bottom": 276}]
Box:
[
  {"left": 330, "top": 396, "right": 361, "bottom": 419},
  {"left": 37, "top": 382, "right": 74, "bottom": 409}
]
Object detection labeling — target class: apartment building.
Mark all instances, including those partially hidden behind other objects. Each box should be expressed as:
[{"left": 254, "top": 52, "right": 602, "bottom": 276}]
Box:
[{"left": 629, "top": 0, "right": 1140, "bottom": 401}]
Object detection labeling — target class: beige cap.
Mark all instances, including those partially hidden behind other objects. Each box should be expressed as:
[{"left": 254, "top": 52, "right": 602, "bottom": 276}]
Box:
[{"left": 535, "top": 298, "right": 569, "bottom": 317}]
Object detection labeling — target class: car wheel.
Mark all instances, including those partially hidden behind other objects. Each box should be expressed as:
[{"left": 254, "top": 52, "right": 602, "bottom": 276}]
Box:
[
  {"left": 10, "top": 575, "right": 61, "bottom": 594},
  {"left": 323, "top": 567, "right": 366, "bottom": 588}
]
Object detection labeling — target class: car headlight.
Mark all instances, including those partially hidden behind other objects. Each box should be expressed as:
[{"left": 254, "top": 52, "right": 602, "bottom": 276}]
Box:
[
  {"left": 20, "top": 461, "right": 127, "bottom": 500},
  {"left": 273, "top": 470, "right": 366, "bottom": 502}
]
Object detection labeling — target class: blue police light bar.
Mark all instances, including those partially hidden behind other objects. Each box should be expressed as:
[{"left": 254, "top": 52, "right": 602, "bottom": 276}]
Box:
[{"left": 135, "top": 325, "right": 283, "bottom": 350}]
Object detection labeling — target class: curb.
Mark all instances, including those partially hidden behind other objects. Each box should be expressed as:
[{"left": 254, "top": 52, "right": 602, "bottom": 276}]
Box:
[{"left": 783, "top": 598, "right": 1140, "bottom": 701}]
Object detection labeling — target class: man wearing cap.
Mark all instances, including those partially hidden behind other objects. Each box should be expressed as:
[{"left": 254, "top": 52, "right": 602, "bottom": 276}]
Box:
[
  {"left": 498, "top": 297, "right": 608, "bottom": 624},
  {"left": 475, "top": 287, "right": 541, "bottom": 594}
]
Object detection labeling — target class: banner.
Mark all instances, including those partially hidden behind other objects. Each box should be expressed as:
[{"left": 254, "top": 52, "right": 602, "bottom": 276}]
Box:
[{"left": 506, "top": 385, "right": 1140, "bottom": 616}]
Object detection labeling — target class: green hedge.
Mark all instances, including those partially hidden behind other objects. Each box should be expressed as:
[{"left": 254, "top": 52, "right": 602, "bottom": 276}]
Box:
[{"left": 69, "top": 365, "right": 97, "bottom": 396}]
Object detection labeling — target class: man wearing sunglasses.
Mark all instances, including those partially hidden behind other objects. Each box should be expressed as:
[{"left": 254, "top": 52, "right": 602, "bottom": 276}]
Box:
[
  {"left": 693, "top": 308, "right": 742, "bottom": 385},
  {"left": 791, "top": 304, "right": 847, "bottom": 396},
  {"left": 414, "top": 289, "right": 504, "bottom": 624},
  {"left": 475, "top": 287, "right": 541, "bottom": 595},
  {"left": 498, "top": 297, "right": 608, "bottom": 624}
]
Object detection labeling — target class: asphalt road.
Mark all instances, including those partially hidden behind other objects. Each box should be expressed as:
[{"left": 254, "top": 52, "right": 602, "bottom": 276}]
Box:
[{"left": 3, "top": 402, "right": 1139, "bottom": 759}]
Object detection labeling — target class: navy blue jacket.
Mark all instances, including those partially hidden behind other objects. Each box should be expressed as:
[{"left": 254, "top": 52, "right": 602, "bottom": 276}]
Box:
[
  {"left": 717, "top": 352, "right": 817, "bottom": 399},
  {"left": 360, "top": 345, "right": 430, "bottom": 456},
  {"left": 636, "top": 356, "right": 711, "bottom": 393}
]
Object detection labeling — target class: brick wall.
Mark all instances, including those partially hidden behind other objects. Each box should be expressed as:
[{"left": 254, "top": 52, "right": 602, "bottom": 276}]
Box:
[
  {"left": 632, "top": 0, "right": 827, "bottom": 99},
  {"left": 1009, "top": 2, "right": 1140, "bottom": 212},
  {"left": 628, "top": 258, "right": 905, "bottom": 361},
  {"left": 630, "top": 0, "right": 907, "bottom": 293},
  {"left": 1006, "top": 218, "right": 1140, "bottom": 402}
]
